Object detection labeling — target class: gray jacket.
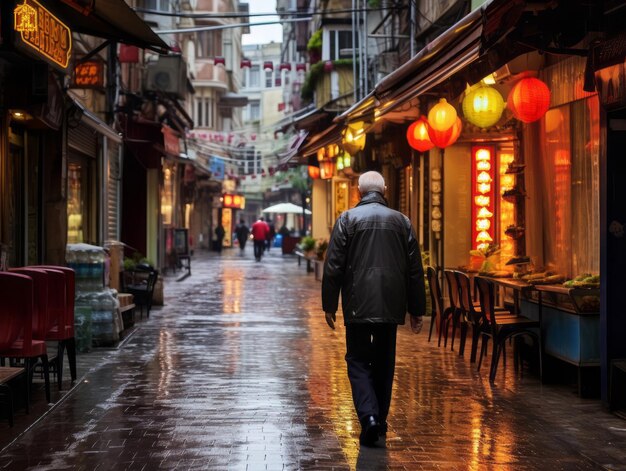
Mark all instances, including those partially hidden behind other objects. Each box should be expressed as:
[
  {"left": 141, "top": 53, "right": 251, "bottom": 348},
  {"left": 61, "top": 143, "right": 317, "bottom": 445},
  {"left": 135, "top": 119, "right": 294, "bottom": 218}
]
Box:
[{"left": 321, "top": 191, "right": 426, "bottom": 325}]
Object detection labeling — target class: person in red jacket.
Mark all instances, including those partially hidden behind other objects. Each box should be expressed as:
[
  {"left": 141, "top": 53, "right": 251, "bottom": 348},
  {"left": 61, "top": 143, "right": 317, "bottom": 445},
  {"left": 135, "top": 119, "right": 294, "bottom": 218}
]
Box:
[{"left": 251, "top": 217, "right": 270, "bottom": 261}]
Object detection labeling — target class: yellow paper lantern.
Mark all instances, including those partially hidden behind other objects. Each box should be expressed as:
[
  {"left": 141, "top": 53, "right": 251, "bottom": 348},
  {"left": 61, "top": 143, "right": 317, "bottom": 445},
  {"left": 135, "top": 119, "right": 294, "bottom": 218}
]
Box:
[
  {"left": 462, "top": 84, "right": 505, "bottom": 128},
  {"left": 428, "top": 98, "right": 457, "bottom": 131}
]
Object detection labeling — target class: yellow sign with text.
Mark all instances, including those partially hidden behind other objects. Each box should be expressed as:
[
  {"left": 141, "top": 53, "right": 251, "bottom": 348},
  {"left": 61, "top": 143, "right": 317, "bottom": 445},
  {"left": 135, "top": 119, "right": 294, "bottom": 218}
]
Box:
[{"left": 14, "top": 0, "right": 72, "bottom": 71}]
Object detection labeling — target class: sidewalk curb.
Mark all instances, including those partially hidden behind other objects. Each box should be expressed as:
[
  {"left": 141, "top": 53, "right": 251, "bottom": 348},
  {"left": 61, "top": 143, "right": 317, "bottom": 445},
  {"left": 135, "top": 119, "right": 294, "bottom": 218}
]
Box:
[{"left": 0, "top": 327, "right": 142, "bottom": 455}]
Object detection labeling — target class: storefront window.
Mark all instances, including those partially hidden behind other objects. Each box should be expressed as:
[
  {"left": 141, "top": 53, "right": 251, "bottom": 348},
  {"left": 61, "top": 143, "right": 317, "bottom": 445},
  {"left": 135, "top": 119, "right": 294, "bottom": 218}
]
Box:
[
  {"left": 67, "top": 162, "right": 84, "bottom": 243},
  {"left": 161, "top": 165, "right": 175, "bottom": 226},
  {"left": 537, "top": 96, "right": 600, "bottom": 276}
]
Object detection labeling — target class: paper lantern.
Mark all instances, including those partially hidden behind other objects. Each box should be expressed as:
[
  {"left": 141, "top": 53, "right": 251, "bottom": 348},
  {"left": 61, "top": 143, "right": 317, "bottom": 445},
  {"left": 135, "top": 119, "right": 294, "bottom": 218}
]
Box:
[
  {"left": 240, "top": 59, "right": 251, "bottom": 68},
  {"left": 342, "top": 121, "right": 366, "bottom": 155},
  {"left": 462, "top": 84, "right": 504, "bottom": 128},
  {"left": 406, "top": 116, "right": 434, "bottom": 152},
  {"left": 508, "top": 77, "right": 551, "bottom": 123},
  {"left": 320, "top": 160, "right": 335, "bottom": 179},
  {"left": 214, "top": 57, "right": 226, "bottom": 66},
  {"left": 428, "top": 117, "right": 462, "bottom": 149},
  {"left": 308, "top": 166, "right": 320, "bottom": 179},
  {"left": 427, "top": 98, "right": 457, "bottom": 131}
]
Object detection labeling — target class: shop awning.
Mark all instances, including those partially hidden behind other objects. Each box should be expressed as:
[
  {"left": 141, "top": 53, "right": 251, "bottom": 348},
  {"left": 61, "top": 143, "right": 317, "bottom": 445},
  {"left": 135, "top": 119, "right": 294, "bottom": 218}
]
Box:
[
  {"left": 338, "top": 0, "right": 528, "bottom": 122},
  {"left": 276, "top": 130, "right": 309, "bottom": 165},
  {"left": 42, "top": 0, "right": 169, "bottom": 53},
  {"left": 121, "top": 115, "right": 164, "bottom": 169}
]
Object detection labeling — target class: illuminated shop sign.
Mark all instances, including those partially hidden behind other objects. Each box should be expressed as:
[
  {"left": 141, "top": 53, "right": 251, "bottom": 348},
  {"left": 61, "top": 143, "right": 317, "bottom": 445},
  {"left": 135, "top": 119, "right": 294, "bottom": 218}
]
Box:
[
  {"left": 222, "top": 194, "right": 245, "bottom": 210},
  {"left": 14, "top": 0, "right": 72, "bottom": 72},
  {"left": 73, "top": 60, "right": 104, "bottom": 88},
  {"left": 471, "top": 145, "right": 496, "bottom": 251}
]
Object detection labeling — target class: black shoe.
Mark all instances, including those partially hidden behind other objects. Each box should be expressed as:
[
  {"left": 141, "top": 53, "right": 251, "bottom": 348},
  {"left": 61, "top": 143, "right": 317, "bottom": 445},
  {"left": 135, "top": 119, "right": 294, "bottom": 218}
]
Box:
[
  {"left": 359, "top": 415, "right": 380, "bottom": 446},
  {"left": 379, "top": 421, "right": 388, "bottom": 436}
]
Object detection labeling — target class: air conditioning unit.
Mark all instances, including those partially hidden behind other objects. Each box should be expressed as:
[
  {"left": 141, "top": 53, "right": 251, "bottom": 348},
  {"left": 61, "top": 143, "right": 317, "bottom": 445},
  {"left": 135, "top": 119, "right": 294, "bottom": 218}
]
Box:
[{"left": 144, "top": 55, "right": 187, "bottom": 99}]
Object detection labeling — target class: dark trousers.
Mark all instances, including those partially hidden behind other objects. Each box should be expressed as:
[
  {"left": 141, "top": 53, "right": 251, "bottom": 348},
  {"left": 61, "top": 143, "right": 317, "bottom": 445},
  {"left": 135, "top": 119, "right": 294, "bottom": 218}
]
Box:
[
  {"left": 345, "top": 324, "right": 397, "bottom": 424},
  {"left": 253, "top": 240, "right": 265, "bottom": 259}
]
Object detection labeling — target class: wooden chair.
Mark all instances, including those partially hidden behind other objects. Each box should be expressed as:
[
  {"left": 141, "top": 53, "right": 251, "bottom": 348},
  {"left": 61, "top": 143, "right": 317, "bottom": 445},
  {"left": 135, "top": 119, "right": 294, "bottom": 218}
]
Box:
[
  {"left": 426, "top": 267, "right": 452, "bottom": 346},
  {"left": 475, "top": 276, "right": 542, "bottom": 383},
  {"left": 443, "top": 269, "right": 463, "bottom": 352}
]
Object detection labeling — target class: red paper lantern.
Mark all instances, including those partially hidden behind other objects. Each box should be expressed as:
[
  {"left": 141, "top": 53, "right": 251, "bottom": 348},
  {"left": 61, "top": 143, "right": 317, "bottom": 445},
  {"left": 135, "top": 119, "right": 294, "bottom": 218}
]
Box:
[
  {"left": 214, "top": 57, "right": 226, "bottom": 66},
  {"left": 508, "top": 77, "right": 551, "bottom": 123},
  {"left": 406, "top": 116, "right": 434, "bottom": 152},
  {"left": 428, "top": 117, "right": 463, "bottom": 149},
  {"left": 308, "top": 166, "right": 320, "bottom": 179}
]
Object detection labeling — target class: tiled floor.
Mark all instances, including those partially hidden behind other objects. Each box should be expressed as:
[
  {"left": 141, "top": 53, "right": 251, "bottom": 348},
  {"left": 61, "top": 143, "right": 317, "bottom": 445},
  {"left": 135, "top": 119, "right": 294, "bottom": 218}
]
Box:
[{"left": 0, "top": 248, "right": 624, "bottom": 470}]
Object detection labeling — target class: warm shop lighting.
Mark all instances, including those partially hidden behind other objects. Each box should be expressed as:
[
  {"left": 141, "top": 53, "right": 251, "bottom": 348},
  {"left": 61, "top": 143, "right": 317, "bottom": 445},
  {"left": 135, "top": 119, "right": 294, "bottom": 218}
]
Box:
[
  {"left": 476, "top": 160, "right": 491, "bottom": 171},
  {"left": 478, "top": 183, "right": 491, "bottom": 194},
  {"left": 472, "top": 145, "right": 496, "bottom": 250},
  {"left": 462, "top": 84, "right": 505, "bottom": 128},
  {"left": 477, "top": 171, "right": 492, "bottom": 184},
  {"left": 477, "top": 207, "right": 493, "bottom": 218},
  {"left": 508, "top": 77, "right": 551, "bottom": 123},
  {"left": 308, "top": 165, "right": 320, "bottom": 179},
  {"left": 406, "top": 116, "right": 434, "bottom": 152},
  {"left": 428, "top": 98, "right": 457, "bottom": 131},
  {"left": 476, "top": 219, "right": 491, "bottom": 230}
]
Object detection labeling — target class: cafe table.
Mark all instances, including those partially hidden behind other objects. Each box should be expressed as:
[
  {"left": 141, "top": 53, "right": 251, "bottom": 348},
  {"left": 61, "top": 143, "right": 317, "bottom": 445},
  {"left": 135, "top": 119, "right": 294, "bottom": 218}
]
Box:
[{"left": 484, "top": 277, "right": 536, "bottom": 314}]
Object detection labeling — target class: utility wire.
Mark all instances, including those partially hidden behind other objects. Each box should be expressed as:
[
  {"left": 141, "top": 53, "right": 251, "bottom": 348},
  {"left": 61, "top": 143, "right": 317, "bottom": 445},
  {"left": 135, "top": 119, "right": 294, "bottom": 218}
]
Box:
[
  {"left": 135, "top": 6, "right": 408, "bottom": 19},
  {"left": 155, "top": 18, "right": 311, "bottom": 34}
]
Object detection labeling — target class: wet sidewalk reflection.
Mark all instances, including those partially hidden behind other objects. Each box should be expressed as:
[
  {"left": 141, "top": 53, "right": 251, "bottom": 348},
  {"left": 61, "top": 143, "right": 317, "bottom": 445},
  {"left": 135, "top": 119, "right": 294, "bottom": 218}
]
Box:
[{"left": 0, "top": 248, "right": 624, "bottom": 470}]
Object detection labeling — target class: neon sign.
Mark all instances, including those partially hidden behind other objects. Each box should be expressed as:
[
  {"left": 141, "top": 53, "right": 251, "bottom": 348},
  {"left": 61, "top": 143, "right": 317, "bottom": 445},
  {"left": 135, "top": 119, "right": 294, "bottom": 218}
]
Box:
[{"left": 14, "top": 0, "right": 72, "bottom": 71}]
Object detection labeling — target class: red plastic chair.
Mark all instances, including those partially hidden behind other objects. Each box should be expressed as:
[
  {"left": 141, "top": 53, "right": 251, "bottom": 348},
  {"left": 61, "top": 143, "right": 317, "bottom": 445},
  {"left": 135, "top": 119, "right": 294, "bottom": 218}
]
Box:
[
  {"left": 30, "top": 266, "right": 76, "bottom": 389},
  {"left": 0, "top": 272, "right": 51, "bottom": 409},
  {"left": 8, "top": 268, "right": 50, "bottom": 341}
]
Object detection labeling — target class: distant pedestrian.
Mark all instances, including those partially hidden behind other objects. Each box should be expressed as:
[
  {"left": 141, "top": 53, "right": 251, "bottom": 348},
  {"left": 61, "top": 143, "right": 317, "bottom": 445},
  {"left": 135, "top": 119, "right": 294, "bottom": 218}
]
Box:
[
  {"left": 322, "top": 171, "right": 426, "bottom": 447},
  {"left": 214, "top": 223, "right": 225, "bottom": 253},
  {"left": 235, "top": 219, "right": 250, "bottom": 254},
  {"left": 251, "top": 216, "right": 270, "bottom": 261},
  {"left": 266, "top": 219, "right": 276, "bottom": 251}
]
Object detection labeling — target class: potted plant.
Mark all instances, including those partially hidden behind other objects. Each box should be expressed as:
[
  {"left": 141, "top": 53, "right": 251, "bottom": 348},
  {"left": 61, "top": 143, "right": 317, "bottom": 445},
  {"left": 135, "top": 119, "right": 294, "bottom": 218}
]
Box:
[
  {"left": 300, "top": 236, "right": 316, "bottom": 256},
  {"left": 307, "top": 29, "right": 322, "bottom": 65},
  {"left": 315, "top": 239, "right": 329, "bottom": 260}
]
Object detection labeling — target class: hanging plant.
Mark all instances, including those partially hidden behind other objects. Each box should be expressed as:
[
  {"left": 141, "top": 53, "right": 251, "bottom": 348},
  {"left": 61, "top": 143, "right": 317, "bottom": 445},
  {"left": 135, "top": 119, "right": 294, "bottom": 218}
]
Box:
[
  {"left": 301, "top": 59, "right": 354, "bottom": 102},
  {"left": 307, "top": 30, "right": 322, "bottom": 64}
]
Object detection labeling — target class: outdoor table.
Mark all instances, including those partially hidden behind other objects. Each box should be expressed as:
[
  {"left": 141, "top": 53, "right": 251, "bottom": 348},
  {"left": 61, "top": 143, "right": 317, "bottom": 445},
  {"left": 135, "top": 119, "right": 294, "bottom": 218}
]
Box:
[{"left": 484, "top": 277, "right": 535, "bottom": 314}]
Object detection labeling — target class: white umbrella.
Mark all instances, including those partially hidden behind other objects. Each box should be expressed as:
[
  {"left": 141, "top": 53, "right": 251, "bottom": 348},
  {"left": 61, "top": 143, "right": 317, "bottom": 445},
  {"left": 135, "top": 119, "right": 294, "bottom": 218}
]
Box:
[{"left": 262, "top": 202, "right": 311, "bottom": 214}]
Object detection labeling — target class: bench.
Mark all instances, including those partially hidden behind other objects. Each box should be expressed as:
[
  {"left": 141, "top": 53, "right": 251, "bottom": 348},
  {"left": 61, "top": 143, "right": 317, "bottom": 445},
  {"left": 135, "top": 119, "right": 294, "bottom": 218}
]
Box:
[
  {"left": 0, "top": 366, "right": 26, "bottom": 427},
  {"left": 293, "top": 249, "right": 314, "bottom": 273}
]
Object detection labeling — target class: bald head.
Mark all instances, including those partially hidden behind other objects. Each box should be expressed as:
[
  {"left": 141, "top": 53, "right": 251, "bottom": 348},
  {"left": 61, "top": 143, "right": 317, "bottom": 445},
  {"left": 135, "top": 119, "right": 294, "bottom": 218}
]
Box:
[{"left": 358, "top": 171, "right": 386, "bottom": 196}]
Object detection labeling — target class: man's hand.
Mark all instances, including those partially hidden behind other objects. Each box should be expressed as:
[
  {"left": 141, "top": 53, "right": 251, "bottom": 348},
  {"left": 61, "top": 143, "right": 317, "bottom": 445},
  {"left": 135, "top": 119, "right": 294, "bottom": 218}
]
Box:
[
  {"left": 410, "top": 315, "right": 424, "bottom": 334},
  {"left": 325, "top": 312, "right": 336, "bottom": 330}
]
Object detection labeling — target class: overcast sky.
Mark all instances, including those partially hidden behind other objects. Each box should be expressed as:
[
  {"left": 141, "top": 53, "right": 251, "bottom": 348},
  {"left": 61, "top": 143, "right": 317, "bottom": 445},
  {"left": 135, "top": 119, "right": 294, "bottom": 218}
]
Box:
[{"left": 242, "top": 0, "right": 283, "bottom": 45}]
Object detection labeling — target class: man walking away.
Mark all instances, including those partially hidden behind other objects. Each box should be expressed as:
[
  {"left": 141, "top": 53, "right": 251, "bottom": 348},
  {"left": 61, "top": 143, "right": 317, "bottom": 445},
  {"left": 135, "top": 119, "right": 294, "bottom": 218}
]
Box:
[
  {"left": 235, "top": 219, "right": 250, "bottom": 255},
  {"left": 321, "top": 171, "right": 426, "bottom": 447},
  {"left": 251, "top": 216, "right": 270, "bottom": 261}
]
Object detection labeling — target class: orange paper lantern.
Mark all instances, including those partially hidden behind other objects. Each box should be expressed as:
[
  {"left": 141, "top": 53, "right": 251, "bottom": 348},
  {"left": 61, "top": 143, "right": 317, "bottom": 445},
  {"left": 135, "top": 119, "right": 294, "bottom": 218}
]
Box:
[
  {"left": 427, "top": 98, "right": 457, "bottom": 131},
  {"left": 508, "top": 77, "right": 551, "bottom": 123},
  {"left": 428, "top": 117, "right": 462, "bottom": 149},
  {"left": 308, "top": 165, "right": 320, "bottom": 179},
  {"left": 406, "top": 116, "right": 434, "bottom": 152}
]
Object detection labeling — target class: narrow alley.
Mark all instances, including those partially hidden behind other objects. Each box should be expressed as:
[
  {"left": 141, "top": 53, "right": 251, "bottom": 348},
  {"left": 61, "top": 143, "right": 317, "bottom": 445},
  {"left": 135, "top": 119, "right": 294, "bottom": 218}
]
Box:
[{"left": 0, "top": 249, "right": 625, "bottom": 470}]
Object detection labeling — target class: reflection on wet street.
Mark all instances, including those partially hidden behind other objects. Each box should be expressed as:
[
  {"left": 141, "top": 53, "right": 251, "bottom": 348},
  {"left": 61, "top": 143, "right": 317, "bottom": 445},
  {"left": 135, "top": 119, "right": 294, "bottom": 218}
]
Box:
[{"left": 0, "top": 248, "right": 625, "bottom": 470}]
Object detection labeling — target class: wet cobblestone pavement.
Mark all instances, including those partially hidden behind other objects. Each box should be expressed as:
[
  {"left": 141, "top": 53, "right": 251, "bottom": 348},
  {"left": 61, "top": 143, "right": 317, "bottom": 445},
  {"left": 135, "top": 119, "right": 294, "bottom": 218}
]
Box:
[{"left": 1, "top": 248, "right": 626, "bottom": 470}]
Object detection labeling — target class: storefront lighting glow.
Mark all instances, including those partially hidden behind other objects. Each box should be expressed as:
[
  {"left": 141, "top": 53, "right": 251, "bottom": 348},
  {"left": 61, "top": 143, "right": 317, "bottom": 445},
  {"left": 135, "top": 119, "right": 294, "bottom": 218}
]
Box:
[
  {"left": 472, "top": 145, "right": 496, "bottom": 250},
  {"left": 476, "top": 160, "right": 491, "bottom": 171},
  {"left": 320, "top": 160, "right": 335, "bottom": 179}
]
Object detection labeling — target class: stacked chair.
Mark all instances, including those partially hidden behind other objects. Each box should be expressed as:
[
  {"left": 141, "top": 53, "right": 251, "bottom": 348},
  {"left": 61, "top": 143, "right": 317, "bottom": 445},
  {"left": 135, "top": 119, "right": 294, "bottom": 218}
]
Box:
[{"left": 0, "top": 272, "right": 51, "bottom": 416}]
